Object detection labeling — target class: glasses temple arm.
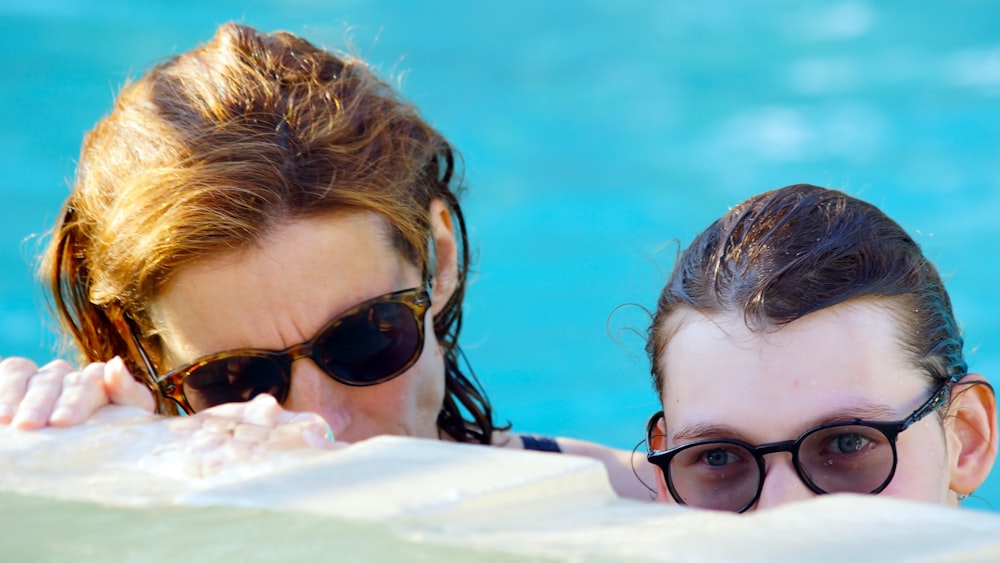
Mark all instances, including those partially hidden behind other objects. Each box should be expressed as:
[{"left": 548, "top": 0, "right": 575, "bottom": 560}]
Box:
[
  {"left": 900, "top": 377, "right": 957, "bottom": 429},
  {"left": 645, "top": 410, "right": 665, "bottom": 454},
  {"left": 125, "top": 315, "right": 160, "bottom": 382}
]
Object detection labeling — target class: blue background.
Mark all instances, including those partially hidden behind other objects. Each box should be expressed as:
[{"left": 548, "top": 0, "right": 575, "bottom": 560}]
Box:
[{"left": 1, "top": 1, "right": 998, "bottom": 509}]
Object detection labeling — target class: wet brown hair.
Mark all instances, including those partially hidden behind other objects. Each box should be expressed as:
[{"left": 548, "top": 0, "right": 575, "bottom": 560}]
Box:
[
  {"left": 43, "top": 23, "right": 499, "bottom": 443},
  {"left": 648, "top": 184, "right": 969, "bottom": 396}
]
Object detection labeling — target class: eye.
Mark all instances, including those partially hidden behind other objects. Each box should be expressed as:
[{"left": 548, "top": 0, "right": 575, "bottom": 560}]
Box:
[
  {"left": 807, "top": 427, "right": 887, "bottom": 458},
  {"left": 797, "top": 425, "right": 896, "bottom": 495},
  {"left": 828, "top": 433, "right": 871, "bottom": 454},
  {"left": 673, "top": 441, "right": 756, "bottom": 474},
  {"left": 701, "top": 447, "right": 743, "bottom": 467}
]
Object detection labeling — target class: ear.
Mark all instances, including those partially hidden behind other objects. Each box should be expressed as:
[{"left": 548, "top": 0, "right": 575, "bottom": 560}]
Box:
[
  {"left": 428, "top": 198, "right": 459, "bottom": 316},
  {"left": 649, "top": 414, "right": 672, "bottom": 502},
  {"left": 945, "top": 373, "right": 998, "bottom": 499}
]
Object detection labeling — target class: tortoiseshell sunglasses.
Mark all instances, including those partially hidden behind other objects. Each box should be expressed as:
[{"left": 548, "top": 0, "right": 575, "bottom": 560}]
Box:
[{"left": 130, "top": 284, "right": 431, "bottom": 414}]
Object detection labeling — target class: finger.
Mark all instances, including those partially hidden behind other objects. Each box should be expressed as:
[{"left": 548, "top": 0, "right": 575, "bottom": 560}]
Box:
[
  {"left": 166, "top": 415, "right": 203, "bottom": 434},
  {"left": 321, "top": 411, "right": 350, "bottom": 437},
  {"left": 0, "top": 357, "right": 39, "bottom": 423},
  {"left": 273, "top": 402, "right": 348, "bottom": 438},
  {"left": 10, "top": 360, "right": 75, "bottom": 429},
  {"left": 201, "top": 416, "right": 238, "bottom": 434},
  {"left": 173, "top": 395, "right": 276, "bottom": 433},
  {"left": 195, "top": 393, "right": 273, "bottom": 420},
  {"left": 48, "top": 362, "right": 110, "bottom": 427},
  {"left": 279, "top": 409, "right": 328, "bottom": 427},
  {"left": 290, "top": 412, "right": 337, "bottom": 442},
  {"left": 265, "top": 411, "right": 338, "bottom": 449},
  {"left": 222, "top": 436, "right": 259, "bottom": 461},
  {"left": 211, "top": 393, "right": 284, "bottom": 428},
  {"left": 104, "top": 356, "right": 156, "bottom": 412},
  {"left": 303, "top": 431, "right": 346, "bottom": 450},
  {"left": 185, "top": 429, "right": 227, "bottom": 455},
  {"left": 295, "top": 421, "right": 342, "bottom": 450},
  {"left": 166, "top": 403, "right": 249, "bottom": 437},
  {"left": 242, "top": 393, "right": 286, "bottom": 427},
  {"left": 232, "top": 421, "right": 271, "bottom": 443}
]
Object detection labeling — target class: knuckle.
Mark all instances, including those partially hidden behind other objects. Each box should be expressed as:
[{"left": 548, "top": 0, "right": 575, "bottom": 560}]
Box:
[
  {"left": 41, "top": 359, "right": 74, "bottom": 373},
  {"left": 251, "top": 393, "right": 279, "bottom": 407},
  {"left": 302, "top": 412, "right": 326, "bottom": 426},
  {"left": 61, "top": 370, "right": 85, "bottom": 386},
  {"left": 0, "top": 356, "right": 39, "bottom": 375},
  {"left": 28, "top": 366, "right": 70, "bottom": 387},
  {"left": 78, "top": 362, "right": 108, "bottom": 382}
]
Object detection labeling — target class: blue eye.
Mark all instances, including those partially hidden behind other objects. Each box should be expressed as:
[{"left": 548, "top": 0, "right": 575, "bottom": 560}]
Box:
[
  {"left": 827, "top": 432, "right": 872, "bottom": 454},
  {"left": 703, "top": 448, "right": 741, "bottom": 466}
]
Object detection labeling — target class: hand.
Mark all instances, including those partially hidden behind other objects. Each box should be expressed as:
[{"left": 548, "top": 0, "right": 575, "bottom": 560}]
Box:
[
  {"left": 168, "top": 393, "right": 338, "bottom": 447},
  {"left": 0, "top": 356, "right": 156, "bottom": 429},
  {"left": 143, "top": 394, "right": 342, "bottom": 477}
]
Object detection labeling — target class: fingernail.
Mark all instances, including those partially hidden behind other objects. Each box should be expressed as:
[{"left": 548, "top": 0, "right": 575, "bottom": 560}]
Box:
[
  {"left": 302, "top": 426, "right": 335, "bottom": 449},
  {"left": 12, "top": 409, "right": 40, "bottom": 428},
  {"left": 299, "top": 418, "right": 335, "bottom": 441},
  {"left": 51, "top": 406, "right": 74, "bottom": 423},
  {"left": 325, "top": 412, "right": 349, "bottom": 436},
  {"left": 106, "top": 355, "right": 123, "bottom": 373},
  {"left": 0, "top": 403, "right": 12, "bottom": 422}
]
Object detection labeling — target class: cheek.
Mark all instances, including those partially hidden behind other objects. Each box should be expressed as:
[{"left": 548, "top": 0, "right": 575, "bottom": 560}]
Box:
[
  {"left": 355, "top": 320, "right": 446, "bottom": 430},
  {"left": 410, "top": 321, "right": 447, "bottom": 414},
  {"left": 885, "top": 422, "right": 950, "bottom": 502},
  {"left": 654, "top": 466, "right": 672, "bottom": 503}
]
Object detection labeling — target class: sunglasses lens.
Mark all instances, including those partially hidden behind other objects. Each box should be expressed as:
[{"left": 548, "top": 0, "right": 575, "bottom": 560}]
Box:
[
  {"left": 798, "top": 425, "right": 895, "bottom": 494},
  {"left": 315, "top": 300, "right": 423, "bottom": 385},
  {"left": 183, "top": 356, "right": 287, "bottom": 411},
  {"left": 667, "top": 442, "right": 761, "bottom": 511}
]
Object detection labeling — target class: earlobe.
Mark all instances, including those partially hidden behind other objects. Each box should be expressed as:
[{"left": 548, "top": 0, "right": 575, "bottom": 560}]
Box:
[
  {"left": 945, "top": 373, "right": 998, "bottom": 498},
  {"left": 654, "top": 465, "right": 670, "bottom": 502},
  {"left": 427, "top": 199, "right": 458, "bottom": 315}
]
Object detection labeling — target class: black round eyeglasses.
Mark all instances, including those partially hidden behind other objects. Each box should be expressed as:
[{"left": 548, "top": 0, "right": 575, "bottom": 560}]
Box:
[{"left": 645, "top": 378, "right": 956, "bottom": 513}]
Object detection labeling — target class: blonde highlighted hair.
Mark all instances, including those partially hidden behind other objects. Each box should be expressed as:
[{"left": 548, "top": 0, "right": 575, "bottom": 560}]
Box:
[{"left": 44, "top": 23, "right": 497, "bottom": 443}]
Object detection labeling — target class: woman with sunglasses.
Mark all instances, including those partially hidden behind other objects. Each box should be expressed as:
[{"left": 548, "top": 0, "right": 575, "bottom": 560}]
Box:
[
  {"left": 644, "top": 184, "right": 998, "bottom": 512},
  {"left": 0, "top": 23, "right": 650, "bottom": 498}
]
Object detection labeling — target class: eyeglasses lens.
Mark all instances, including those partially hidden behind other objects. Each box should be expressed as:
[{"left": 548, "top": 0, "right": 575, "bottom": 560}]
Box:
[
  {"left": 184, "top": 356, "right": 287, "bottom": 412},
  {"left": 668, "top": 424, "right": 896, "bottom": 511},
  {"left": 180, "top": 300, "right": 423, "bottom": 411},
  {"left": 316, "top": 300, "right": 422, "bottom": 384},
  {"left": 797, "top": 424, "right": 895, "bottom": 495},
  {"left": 668, "top": 442, "right": 761, "bottom": 511}
]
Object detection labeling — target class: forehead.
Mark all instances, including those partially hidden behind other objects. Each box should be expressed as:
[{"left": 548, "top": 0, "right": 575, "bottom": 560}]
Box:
[
  {"left": 149, "top": 211, "right": 416, "bottom": 359},
  {"left": 659, "top": 300, "right": 925, "bottom": 441}
]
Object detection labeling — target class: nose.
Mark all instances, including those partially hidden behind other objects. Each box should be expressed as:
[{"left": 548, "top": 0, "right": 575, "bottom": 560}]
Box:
[
  {"left": 751, "top": 455, "right": 816, "bottom": 511},
  {"left": 283, "top": 359, "right": 350, "bottom": 435}
]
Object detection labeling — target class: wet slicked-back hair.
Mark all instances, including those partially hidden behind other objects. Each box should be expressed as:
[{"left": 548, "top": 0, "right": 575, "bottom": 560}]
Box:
[
  {"left": 43, "top": 23, "right": 498, "bottom": 443},
  {"left": 648, "top": 184, "right": 967, "bottom": 395}
]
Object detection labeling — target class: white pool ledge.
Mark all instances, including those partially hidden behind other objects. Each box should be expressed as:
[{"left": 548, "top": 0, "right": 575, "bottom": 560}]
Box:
[{"left": 2, "top": 406, "right": 1000, "bottom": 561}]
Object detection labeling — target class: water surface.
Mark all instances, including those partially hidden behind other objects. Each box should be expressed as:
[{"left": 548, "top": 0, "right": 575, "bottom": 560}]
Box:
[{"left": 1, "top": 0, "right": 997, "bottom": 507}]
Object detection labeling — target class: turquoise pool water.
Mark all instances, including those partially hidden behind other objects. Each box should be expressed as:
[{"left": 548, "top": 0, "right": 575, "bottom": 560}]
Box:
[{"left": 1, "top": 1, "right": 998, "bottom": 509}]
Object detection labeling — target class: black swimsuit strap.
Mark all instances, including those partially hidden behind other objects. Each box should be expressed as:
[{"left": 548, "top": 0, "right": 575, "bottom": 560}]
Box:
[{"left": 520, "top": 435, "right": 561, "bottom": 453}]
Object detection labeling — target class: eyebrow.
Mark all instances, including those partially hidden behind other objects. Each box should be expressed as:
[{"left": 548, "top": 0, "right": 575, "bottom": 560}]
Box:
[
  {"left": 669, "top": 423, "right": 754, "bottom": 445},
  {"left": 669, "top": 403, "right": 902, "bottom": 445}
]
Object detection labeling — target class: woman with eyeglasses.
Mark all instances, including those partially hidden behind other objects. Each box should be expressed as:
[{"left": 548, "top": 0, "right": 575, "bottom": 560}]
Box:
[
  {"left": 0, "top": 23, "right": 651, "bottom": 499},
  {"left": 644, "top": 184, "right": 998, "bottom": 512}
]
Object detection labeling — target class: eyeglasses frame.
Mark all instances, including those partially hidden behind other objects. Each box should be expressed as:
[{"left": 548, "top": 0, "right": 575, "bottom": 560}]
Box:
[
  {"left": 645, "top": 376, "right": 957, "bottom": 512},
  {"left": 128, "top": 282, "right": 432, "bottom": 414}
]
